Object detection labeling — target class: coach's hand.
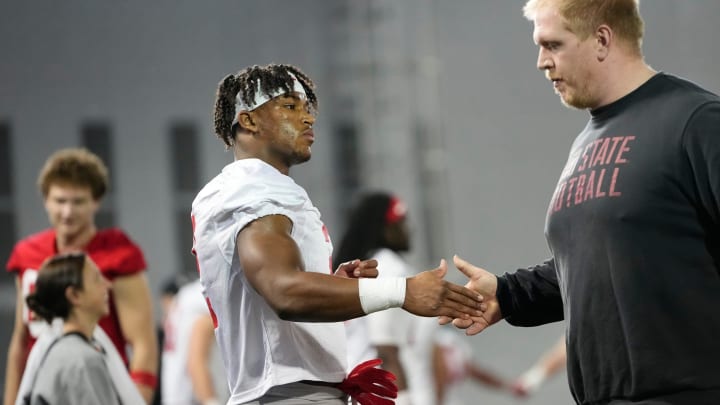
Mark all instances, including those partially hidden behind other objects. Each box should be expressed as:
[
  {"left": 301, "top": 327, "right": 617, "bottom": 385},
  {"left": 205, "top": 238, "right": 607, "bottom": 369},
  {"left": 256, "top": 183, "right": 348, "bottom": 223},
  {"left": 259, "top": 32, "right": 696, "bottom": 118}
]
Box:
[{"left": 439, "top": 255, "right": 502, "bottom": 335}]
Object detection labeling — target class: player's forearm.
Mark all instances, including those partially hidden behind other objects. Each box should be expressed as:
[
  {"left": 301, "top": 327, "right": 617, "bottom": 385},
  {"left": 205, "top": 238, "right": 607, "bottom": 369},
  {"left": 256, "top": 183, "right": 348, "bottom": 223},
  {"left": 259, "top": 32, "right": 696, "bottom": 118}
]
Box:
[
  {"left": 265, "top": 271, "right": 368, "bottom": 322},
  {"left": 133, "top": 384, "right": 153, "bottom": 404},
  {"left": 3, "top": 368, "right": 20, "bottom": 405},
  {"left": 467, "top": 364, "right": 507, "bottom": 389},
  {"left": 189, "top": 367, "right": 217, "bottom": 403},
  {"left": 128, "top": 339, "right": 159, "bottom": 404},
  {"left": 3, "top": 339, "right": 26, "bottom": 405}
]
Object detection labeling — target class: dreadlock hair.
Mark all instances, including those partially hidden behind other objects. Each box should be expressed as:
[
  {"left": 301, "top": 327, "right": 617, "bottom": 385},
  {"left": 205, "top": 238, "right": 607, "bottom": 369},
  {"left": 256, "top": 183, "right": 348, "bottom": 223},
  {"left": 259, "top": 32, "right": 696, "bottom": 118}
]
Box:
[
  {"left": 25, "top": 253, "right": 87, "bottom": 323},
  {"left": 332, "top": 192, "right": 394, "bottom": 269},
  {"left": 213, "top": 63, "right": 318, "bottom": 147}
]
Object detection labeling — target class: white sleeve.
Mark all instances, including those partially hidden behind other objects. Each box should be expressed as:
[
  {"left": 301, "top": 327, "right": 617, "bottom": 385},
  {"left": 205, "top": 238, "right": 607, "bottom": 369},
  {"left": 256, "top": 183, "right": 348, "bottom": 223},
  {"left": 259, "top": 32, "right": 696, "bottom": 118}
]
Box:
[{"left": 213, "top": 178, "right": 305, "bottom": 265}]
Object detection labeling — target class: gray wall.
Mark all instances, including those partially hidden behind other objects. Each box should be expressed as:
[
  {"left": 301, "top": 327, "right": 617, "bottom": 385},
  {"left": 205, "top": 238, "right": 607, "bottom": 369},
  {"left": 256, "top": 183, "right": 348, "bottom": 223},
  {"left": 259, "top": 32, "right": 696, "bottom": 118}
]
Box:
[{"left": 1, "top": 1, "right": 719, "bottom": 404}]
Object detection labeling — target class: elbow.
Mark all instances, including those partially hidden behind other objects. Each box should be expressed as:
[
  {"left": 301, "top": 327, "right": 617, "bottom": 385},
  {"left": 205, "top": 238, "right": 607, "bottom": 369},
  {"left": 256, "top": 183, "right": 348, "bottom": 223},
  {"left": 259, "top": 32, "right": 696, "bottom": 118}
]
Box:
[
  {"left": 266, "top": 280, "right": 308, "bottom": 321},
  {"left": 272, "top": 296, "right": 306, "bottom": 321},
  {"left": 275, "top": 309, "right": 295, "bottom": 321}
]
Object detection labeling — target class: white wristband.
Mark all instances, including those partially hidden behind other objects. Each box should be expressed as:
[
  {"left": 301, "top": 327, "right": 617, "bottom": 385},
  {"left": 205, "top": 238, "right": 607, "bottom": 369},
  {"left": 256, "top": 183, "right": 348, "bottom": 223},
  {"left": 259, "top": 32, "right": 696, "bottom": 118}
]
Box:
[
  {"left": 202, "top": 399, "right": 220, "bottom": 405},
  {"left": 518, "top": 365, "right": 547, "bottom": 393},
  {"left": 357, "top": 277, "right": 406, "bottom": 314}
]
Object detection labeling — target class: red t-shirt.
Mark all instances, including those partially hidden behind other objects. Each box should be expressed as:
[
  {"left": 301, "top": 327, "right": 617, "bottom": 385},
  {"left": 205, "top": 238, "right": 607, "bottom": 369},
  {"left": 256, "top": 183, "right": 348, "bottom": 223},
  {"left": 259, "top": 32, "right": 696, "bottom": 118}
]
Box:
[{"left": 6, "top": 228, "right": 147, "bottom": 365}]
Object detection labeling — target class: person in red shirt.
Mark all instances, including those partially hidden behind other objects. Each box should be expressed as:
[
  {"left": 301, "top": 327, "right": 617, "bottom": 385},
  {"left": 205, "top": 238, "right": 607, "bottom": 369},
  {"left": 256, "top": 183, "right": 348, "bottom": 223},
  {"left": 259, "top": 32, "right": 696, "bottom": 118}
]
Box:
[{"left": 3, "top": 148, "right": 158, "bottom": 405}]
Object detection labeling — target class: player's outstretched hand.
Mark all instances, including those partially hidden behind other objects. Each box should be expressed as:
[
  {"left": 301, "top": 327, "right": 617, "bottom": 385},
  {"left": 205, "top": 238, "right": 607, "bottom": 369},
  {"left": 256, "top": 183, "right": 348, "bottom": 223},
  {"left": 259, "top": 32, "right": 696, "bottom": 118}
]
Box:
[{"left": 403, "top": 259, "right": 484, "bottom": 320}]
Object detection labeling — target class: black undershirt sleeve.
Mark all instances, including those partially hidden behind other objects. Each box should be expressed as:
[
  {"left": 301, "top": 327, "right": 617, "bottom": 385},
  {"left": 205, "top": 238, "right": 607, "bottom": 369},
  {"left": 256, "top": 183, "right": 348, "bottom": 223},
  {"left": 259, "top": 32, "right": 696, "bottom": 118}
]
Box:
[{"left": 496, "top": 258, "right": 564, "bottom": 326}]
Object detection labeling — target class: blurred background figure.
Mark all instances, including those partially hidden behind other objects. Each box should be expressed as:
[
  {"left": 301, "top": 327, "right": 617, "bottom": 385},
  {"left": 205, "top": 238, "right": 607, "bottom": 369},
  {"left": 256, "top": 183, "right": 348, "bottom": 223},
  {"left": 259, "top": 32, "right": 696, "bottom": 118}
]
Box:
[
  {"left": 152, "top": 277, "right": 181, "bottom": 405},
  {"left": 159, "top": 278, "right": 181, "bottom": 327},
  {"left": 3, "top": 148, "right": 157, "bottom": 405},
  {"left": 334, "top": 191, "right": 436, "bottom": 405},
  {"left": 19, "top": 253, "right": 143, "bottom": 405},
  {"left": 432, "top": 328, "right": 509, "bottom": 405},
  {"left": 511, "top": 336, "right": 566, "bottom": 398},
  {"left": 161, "top": 277, "right": 228, "bottom": 405}
]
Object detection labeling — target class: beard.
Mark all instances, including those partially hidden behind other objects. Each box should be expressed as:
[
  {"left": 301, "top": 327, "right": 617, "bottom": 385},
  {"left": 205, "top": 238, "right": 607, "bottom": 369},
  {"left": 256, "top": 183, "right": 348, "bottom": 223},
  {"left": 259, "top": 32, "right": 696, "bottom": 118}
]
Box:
[{"left": 557, "top": 76, "right": 598, "bottom": 110}]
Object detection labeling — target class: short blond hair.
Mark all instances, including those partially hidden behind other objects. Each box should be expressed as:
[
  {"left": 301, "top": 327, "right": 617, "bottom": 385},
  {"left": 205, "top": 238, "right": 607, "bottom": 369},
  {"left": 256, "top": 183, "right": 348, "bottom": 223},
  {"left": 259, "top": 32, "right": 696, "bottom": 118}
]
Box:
[
  {"left": 37, "top": 148, "right": 109, "bottom": 200},
  {"left": 523, "top": 0, "right": 644, "bottom": 55}
]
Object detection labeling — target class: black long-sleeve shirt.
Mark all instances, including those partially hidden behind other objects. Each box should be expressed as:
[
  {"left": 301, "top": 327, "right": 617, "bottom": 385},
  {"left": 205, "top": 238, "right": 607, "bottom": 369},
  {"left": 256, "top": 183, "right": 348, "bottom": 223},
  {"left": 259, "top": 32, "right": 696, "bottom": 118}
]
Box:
[{"left": 497, "top": 73, "right": 720, "bottom": 404}]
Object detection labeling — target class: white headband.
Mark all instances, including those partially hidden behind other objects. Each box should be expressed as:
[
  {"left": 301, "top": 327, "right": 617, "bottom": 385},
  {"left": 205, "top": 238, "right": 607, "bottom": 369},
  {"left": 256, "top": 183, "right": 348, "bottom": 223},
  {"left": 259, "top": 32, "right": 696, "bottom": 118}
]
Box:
[{"left": 232, "top": 72, "right": 307, "bottom": 126}]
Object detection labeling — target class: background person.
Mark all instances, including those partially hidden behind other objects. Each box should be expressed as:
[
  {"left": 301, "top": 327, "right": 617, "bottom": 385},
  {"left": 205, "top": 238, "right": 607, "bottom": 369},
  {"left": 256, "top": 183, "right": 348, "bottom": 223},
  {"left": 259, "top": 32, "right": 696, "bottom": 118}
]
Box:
[
  {"left": 333, "top": 191, "right": 436, "bottom": 405},
  {"left": 432, "top": 328, "right": 509, "bottom": 405},
  {"left": 21, "top": 253, "right": 123, "bottom": 404},
  {"left": 4, "top": 148, "right": 158, "bottom": 405},
  {"left": 510, "top": 336, "right": 566, "bottom": 398},
  {"left": 161, "top": 277, "right": 228, "bottom": 405}
]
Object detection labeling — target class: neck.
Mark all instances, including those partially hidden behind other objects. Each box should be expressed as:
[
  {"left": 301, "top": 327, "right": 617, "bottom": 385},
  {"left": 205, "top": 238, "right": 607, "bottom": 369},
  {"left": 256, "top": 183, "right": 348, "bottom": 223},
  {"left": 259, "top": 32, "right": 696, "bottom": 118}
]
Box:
[
  {"left": 56, "top": 224, "right": 96, "bottom": 253},
  {"left": 63, "top": 313, "right": 97, "bottom": 341},
  {"left": 594, "top": 58, "right": 656, "bottom": 109}
]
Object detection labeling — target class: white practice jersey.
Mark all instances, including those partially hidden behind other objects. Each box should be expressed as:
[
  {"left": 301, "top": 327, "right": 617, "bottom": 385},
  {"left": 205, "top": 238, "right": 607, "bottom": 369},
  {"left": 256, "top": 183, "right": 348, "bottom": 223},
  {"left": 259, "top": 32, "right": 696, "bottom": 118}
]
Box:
[
  {"left": 162, "top": 279, "right": 228, "bottom": 405},
  {"left": 191, "top": 159, "right": 347, "bottom": 404},
  {"left": 344, "top": 317, "right": 377, "bottom": 373},
  {"left": 366, "top": 248, "right": 437, "bottom": 405}
]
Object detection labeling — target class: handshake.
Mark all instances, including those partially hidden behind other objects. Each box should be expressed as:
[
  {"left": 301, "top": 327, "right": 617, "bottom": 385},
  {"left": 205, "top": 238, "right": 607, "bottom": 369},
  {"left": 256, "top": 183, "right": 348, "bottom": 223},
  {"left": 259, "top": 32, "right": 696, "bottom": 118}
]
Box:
[{"left": 338, "top": 254, "right": 501, "bottom": 334}]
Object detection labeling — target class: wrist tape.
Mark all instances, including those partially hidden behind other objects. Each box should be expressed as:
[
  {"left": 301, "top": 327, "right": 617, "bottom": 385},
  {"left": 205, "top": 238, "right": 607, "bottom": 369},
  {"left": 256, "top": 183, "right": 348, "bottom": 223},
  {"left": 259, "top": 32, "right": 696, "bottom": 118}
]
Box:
[{"left": 358, "top": 277, "right": 406, "bottom": 314}]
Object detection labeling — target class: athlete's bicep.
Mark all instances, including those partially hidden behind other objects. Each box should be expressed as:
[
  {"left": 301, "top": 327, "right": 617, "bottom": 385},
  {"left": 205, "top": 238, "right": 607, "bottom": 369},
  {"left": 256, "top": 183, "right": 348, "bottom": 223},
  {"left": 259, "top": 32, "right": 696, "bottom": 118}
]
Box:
[{"left": 236, "top": 214, "right": 306, "bottom": 305}]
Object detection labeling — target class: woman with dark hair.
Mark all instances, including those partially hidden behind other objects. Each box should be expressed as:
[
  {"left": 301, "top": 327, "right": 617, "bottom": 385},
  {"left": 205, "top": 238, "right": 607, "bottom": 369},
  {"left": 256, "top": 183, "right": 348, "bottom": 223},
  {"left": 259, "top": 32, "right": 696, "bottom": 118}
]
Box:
[{"left": 20, "top": 253, "right": 122, "bottom": 405}]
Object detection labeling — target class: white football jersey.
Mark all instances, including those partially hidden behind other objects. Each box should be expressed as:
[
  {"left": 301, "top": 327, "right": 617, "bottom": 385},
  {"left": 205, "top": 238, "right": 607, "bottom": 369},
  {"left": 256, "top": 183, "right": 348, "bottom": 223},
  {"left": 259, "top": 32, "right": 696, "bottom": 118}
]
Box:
[
  {"left": 344, "top": 317, "right": 377, "bottom": 373},
  {"left": 161, "top": 279, "right": 228, "bottom": 405},
  {"left": 191, "top": 159, "right": 347, "bottom": 404}
]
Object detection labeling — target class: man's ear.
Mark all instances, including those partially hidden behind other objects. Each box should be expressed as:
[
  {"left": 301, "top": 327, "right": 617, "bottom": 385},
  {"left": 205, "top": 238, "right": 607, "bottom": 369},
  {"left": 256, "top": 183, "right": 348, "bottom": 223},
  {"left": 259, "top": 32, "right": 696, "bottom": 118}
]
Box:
[
  {"left": 596, "top": 24, "right": 612, "bottom": 61},
  {"left": 237, "top": 111, "right": 258, "bottom": 133}
]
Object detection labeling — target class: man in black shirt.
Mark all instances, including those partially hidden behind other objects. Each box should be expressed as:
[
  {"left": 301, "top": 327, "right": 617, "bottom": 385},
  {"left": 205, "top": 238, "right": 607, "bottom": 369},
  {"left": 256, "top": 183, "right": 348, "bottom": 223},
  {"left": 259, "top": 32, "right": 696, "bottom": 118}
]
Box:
[{"left": 447, "top": 1, "right": 720, "bottom": 404}]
